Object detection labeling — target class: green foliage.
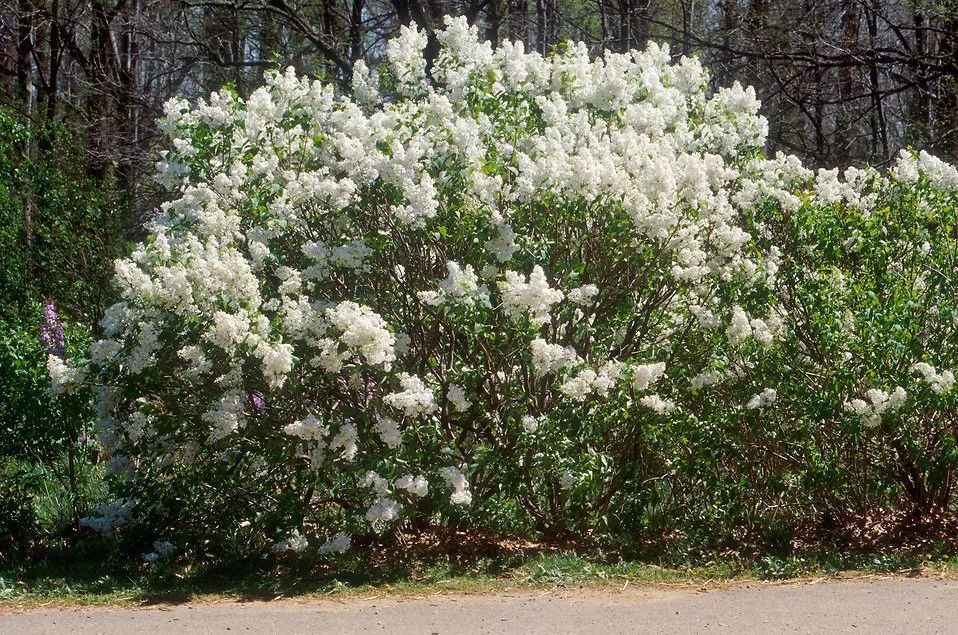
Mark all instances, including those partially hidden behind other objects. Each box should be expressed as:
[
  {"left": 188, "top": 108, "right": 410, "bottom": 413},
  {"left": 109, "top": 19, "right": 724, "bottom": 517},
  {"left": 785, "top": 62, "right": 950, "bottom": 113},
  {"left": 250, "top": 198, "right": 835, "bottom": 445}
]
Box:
[
  {"left": 0, "top": 110, "right": 127, "bottom": 325},
  {"left": 0, "top": 459, "right": 39, "bottom": 558},
  {"left": 0, "top": 305, "right": 94, "bottom": 461},
  {"left": 0, "top": 110, "right": 120, "bottom": 560}
]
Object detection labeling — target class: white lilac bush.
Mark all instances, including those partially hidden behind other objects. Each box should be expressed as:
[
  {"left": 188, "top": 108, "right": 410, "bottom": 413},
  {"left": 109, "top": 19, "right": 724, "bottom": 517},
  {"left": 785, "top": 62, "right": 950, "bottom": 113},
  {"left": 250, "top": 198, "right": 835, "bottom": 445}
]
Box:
[
  {"left": 62, "top": 16, "right": 958, "bottom": 557},
  {"left": 752, "top": 151, "right": 958, "bottom": 523}
]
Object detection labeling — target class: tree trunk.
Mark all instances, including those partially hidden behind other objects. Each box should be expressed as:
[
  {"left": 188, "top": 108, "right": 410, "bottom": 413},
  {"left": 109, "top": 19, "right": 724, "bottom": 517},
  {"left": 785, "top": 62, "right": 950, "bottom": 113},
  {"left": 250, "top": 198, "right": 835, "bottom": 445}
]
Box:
[{"left": 866, "top": 2, "right": 889, "bottom": 162}]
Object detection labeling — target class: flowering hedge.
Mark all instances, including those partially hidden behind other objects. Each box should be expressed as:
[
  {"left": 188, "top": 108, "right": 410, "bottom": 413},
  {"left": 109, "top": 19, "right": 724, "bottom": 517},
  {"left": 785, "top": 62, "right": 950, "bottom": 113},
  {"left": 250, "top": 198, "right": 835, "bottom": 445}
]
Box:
[{"left": 59, "top": 17, "right": 958, "bottom": 560}]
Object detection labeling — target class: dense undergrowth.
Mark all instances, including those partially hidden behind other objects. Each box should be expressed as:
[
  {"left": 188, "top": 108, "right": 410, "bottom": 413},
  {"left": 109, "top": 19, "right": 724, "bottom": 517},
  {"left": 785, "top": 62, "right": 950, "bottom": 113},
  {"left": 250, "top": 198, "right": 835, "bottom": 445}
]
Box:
[{"left": 4, "top": 530, "right": 958, "bottom": 605}]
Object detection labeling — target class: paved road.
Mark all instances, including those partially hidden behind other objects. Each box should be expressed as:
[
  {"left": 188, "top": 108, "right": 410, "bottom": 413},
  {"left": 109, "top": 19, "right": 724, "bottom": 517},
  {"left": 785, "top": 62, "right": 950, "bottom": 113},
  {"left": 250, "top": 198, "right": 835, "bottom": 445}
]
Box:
[{"left": 3, "top": 577, "right": 955, "bottom": 634}]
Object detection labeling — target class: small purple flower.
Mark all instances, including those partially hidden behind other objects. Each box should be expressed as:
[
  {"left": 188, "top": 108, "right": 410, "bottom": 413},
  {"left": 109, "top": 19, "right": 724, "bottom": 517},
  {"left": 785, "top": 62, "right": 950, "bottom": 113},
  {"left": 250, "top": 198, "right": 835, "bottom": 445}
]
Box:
[
  {"left": 39, "top": 298, "right": 66, "bottom": 358},
  {"left": 249, "top": 392, "right": 267, "bottom": 413}
]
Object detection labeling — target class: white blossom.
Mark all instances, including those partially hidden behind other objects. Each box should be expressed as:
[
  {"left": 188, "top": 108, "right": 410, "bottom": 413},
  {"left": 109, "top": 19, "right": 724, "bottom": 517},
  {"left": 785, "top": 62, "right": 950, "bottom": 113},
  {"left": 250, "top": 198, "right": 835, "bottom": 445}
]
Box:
[
  {"left": 374, "top": 416, "right": 403, "bottom": 448},
  {"left": 274, "top": 529, "right": 308, "bottom": 554},
  {"left": 911, "top": 362, "right": 956, "bottom": 394},
  {"left": 447, "top": 383, "right": 472, "bottom": 412},
  {"left": 365, "top": 497, "right": 401, "bottom": 524},
  {"left": 640, "top": 394, "right": 676, "bottom": 414},
  {"left": 631, "top": 362, "right": 666, "bottom": 391},
  {"left": 844, "top": 387, "right": 908, "bottom": 428},
  {"left": 522, "top": 415, "right": 542, "bottom": 432},
  {"left": 318, "top": 532, "right": 352, "bottom": 555},
  {"left": 440, "top": 466, "right": 472, "bottom": 506},
  {"left": 284, "top": 414, "right": 327, "bottom": 441},
  {"left": 567, "top": 284, "right": 599, "bottom": 306},
  {"left": 385, "top": 374, "right": 438, "bottom": 417},
  {"left": 47, "top": 355, "right": 85, "bottom": 395},
  {"left": 499, "top": 266, "right": 564, "bottom": 325},
  {"left": 395, "top": 474, "right": 429, "bottom": 497},
  {"left": 746, "top": 387, "right": 778, "bottom": 410}
]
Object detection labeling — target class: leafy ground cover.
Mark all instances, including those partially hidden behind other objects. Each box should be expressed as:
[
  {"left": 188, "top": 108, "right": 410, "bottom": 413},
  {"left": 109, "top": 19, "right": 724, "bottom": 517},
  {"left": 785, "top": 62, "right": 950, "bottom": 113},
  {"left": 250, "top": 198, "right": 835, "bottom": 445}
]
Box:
[{"left": 4, "top": 533, "right": 958, "bottom": 608}]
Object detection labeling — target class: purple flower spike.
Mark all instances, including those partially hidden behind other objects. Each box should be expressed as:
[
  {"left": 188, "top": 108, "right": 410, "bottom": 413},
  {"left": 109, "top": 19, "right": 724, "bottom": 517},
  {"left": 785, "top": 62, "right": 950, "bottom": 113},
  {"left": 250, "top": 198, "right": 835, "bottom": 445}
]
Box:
[
  {"left": 249, "top": 392, "right": 267, "bottom": 413},
  {"left": 40, "top": 298, "right": 66, "bottom": 358}
]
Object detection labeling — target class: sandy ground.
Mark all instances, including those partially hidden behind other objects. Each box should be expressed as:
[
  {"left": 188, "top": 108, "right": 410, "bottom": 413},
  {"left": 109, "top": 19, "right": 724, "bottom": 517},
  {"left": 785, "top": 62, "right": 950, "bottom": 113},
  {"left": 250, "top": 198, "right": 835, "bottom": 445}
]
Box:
[{"left": 2, "top": 577, "right": 956, "bottom": 634}]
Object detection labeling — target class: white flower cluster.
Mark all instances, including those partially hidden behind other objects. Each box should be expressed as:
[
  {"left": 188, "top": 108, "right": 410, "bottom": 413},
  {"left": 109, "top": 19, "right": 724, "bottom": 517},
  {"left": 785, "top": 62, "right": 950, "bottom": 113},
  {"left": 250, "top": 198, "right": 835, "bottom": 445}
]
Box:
[
  {"left": 631, "top": 363, "right": 667, "bottom": 391},
  {"left": 499, "top": 266, "right": 565, "bottom": 325},
  {"left": 441, "top": 466, "right": 472, "bottom": 505},
  {"left": 395, "top": 474, "right": 430, "bottom": 496},
  {"left": 910, "top": 362, "right": 956, "bottom": 394},
  {"left": 844, "top": 387, "right": 908, "bottom": 428},
  {"left": 746, "top": 388, "right": 778, "bottom": 410},
  {"left": 419, "top": 261, "right": 489, "bottom": 307},
  {"left": 567, "top": 284, "right": 599, "bottom": 307},
  {"left": 46, "top": 355, "right": 85, "bottom": 395},
  {"left": 521, "top": 415, "right": 543, "bottom": 432},
  {"left": 79, "top": 499, "right": 136, "bottom": 534},
  {"left": 283, "top": 414, "right": 327, "bottom": 441},
  {"left": 384, "top": 373, "right": 438, "bottom": 417},
  {"left": 727, "top": 307, "right": 775, "bottom": 346},
  {"left": 895, "top": 149, "right": 958, "bottom": 189},
  {"left": 560, "top": 361, "right": 625, "bottom": 401},
  {"left": 374, "top": 416, "right": 402, "bottom": 448},
  {"left": 142, "top": 540, "right": 177, "bottom": 563},
  {"left": 274, "top": 529, "right": 309, "bottom": 554},
  {"left": 447, "top": 383, "right": 472, "bottom": 412},
  {"left": 318, "top": 532, "right": 352, "bottom": 555},
  {"left": 640, "top": 394, "right": 676, "bottom": 414},
  {"left": 326, "top": 302, "right": 396, "bottom": 368},
  {"left": 531, "top": 339, "right": 580, "bottom": 375},
  {"left": 365, "top": 497, "right": 401, "bottom": 525}
]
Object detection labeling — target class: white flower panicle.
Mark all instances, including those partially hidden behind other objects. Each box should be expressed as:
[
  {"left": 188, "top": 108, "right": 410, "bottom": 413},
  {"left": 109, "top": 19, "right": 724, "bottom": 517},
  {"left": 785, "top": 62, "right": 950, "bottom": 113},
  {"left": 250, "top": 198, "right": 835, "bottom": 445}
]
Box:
[
  {"left": 365, "top": 497, "right": 402, "bottom": 525},
  {"left": 330, "top": 422, "right": 359, "bottom": 460},
  {"left": 522, "top": 415, "right": 542, "bottom": 432},
  {"left": 911, "top": 362, "right": 956, "bottom": 394},
  {"left": 726, "top": 306, "right": 774, "bottom": 345},
  {"left": 79, "top": 499, "right": 136, "bottom": 534},
  {"left": 395, "top": 474, "right": 429, "bottom": 497},
  {"left": 641, "top": 394, "right": 676, "bottom": 415},
  {"left": 690, "top": 370, "right": 723, "bottom": 390},
  {"left": 274, "top": 529, "right": 308, "bottom": 554},
  {"left": 844, "top": 387, "right": 908, "bottom": 428},
  {"left": 499, "top": 266, "right": 564, "bottom": 325},
  {"left": 441, "top": 466, "right": 472, "bottom": 506},
  {"left": 318, "top": 532, "right": 352, "bottom": 555},
  {"left": 374, "top": 416, "right": 403, "bottom": 449},
  {"left": 47, "top": 355, "right": 85, "bottom": 395},
  {"left": 530, "top": 338, "right": 580, "bottom": 375},
  {"left": 447, "top": 383, "right": 472, "bottom": 412},
  {"left": 746, "top": 388, "right": 778, "bottom": 410},
  {"left": 361, "top": 470, "right": 391, "bottom": 496},
  {"left": 384, "top": 373, "right": 438, "bottom": 417},
  {"left": 567, "top": 284, "right": 599, "bottom": 306},
  {"left": 420, "top": 261, "right": 489, "bottom": 307},
  {"left": 283, "top": 414, "right": 328, "bottom": 441},
  {"left": 326, "top": 302, "right": 396, "bottom": 368},
  {"left": 631, "top": 362, "right": 667, "bottom": 391}
]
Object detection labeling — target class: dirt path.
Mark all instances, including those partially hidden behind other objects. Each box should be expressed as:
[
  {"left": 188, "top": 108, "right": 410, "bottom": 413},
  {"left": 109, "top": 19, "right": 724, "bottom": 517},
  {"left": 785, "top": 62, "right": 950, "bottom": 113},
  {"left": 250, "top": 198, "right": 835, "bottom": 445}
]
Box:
[{"left": 3, "top": 577, "right": 955, "bottom": 634}]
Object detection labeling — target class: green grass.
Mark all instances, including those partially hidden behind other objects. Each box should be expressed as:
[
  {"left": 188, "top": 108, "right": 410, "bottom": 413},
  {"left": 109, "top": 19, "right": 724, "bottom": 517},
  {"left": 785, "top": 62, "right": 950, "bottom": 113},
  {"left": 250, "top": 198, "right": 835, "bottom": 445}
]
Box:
[{"left": 4, "top": 548, "right": 958, "bottom": 608}]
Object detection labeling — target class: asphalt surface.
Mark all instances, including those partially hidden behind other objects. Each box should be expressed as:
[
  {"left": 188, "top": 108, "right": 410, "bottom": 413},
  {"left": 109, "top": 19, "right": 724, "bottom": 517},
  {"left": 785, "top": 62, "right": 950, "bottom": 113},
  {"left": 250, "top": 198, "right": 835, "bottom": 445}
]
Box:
[{"left": 2, "top": 577, "right": 955, "bottom": 634}]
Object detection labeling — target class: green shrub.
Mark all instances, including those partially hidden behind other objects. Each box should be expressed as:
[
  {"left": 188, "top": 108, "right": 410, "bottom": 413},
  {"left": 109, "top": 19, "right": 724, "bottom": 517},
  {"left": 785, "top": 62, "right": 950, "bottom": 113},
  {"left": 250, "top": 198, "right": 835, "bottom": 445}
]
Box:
[
  {"left": 0, "top": 110, "right": 127, "bottom": 325},
  {"left": 0, "top": 305, "right": 93, "bottom": 461},
  {"left": 59, "top": 21, "right": 958, "bottom": 564},
  {"left": 0, "top": 459, "right": 39, "bottom": 559}
]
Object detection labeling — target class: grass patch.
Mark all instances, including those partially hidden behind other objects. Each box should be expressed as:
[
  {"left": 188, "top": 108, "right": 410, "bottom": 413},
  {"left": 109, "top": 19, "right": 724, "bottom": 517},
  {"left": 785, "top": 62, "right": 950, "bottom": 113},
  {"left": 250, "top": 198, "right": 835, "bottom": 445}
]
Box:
[{"left": 5, "top": 543, "right": 958, "bottom": 608}]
